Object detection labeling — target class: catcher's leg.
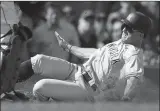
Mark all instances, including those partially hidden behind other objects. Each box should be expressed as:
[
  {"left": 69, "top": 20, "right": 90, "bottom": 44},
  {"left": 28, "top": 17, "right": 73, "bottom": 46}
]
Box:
[{"left": 33, "top": 79, "right": 92, "bottom": 102}]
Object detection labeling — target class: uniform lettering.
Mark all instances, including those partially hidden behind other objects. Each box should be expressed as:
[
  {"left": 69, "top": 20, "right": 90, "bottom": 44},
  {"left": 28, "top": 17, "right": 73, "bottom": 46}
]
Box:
[
  {"left": 107, "top": 43, "right": 120, "bottom": 65},
  {"left": 111, "top": 59, "right": 120, "bottom": 65}
]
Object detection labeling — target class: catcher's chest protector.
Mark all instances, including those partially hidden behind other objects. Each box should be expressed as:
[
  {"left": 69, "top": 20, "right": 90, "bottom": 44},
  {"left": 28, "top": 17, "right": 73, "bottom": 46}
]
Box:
[{"left": 0, "top": 35, "right": 24, "bottom": 94}]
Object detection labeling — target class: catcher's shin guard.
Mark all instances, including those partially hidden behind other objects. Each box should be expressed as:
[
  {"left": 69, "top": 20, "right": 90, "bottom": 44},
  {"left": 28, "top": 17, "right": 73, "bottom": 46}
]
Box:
[
  {"left": 16, "top": 59, "right": 34, "bottom": 83},
  {"left": 0, "top": 35, "right": 25, "bottom": 94},
  {"left": 0, "top": 24, "right": 32, "bottom": 94}
]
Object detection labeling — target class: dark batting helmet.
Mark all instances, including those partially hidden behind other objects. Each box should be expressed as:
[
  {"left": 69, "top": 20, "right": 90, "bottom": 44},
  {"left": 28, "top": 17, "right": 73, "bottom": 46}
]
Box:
[{"left": 121, "top": 12, "right": 152, "bottom": 36}]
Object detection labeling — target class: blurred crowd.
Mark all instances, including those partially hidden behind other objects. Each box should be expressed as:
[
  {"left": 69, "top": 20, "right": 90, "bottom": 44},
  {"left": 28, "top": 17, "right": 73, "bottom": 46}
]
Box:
[{"left": 7, "top": 1, "right": 160, "bottom": 67}]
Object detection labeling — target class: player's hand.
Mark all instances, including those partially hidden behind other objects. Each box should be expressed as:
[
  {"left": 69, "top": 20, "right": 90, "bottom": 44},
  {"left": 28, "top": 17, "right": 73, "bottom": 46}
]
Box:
[{"left": 54, "top": 31, "right": 72, "bottom": 52}]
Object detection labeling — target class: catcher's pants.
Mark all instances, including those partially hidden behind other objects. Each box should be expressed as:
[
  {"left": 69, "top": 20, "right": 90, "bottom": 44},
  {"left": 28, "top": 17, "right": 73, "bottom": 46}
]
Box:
[{"left": 31, "top": 54, "right": 93, "bottom": 102}]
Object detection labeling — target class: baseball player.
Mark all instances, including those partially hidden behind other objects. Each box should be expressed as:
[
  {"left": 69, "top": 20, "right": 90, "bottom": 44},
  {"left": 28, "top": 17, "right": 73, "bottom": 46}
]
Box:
[{"left": 17, "top": 12, "right": 152, "bottom": 102}]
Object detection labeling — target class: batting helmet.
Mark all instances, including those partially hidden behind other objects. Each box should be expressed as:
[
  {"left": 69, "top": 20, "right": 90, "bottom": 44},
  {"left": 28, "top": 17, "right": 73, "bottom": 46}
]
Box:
[{"left": 121, "top": 12, "right": 152, "bottom": 35}]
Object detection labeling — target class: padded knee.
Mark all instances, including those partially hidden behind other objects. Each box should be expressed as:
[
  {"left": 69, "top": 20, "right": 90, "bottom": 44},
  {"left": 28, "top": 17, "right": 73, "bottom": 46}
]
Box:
[{"left": 17, "top": 59, "right": 34, "bottom": 82}]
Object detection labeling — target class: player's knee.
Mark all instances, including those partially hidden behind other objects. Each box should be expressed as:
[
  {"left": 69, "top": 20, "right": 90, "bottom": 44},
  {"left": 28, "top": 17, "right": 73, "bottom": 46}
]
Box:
[
  {"left": 33, "top": 54, "right": 45, "bottom": 62},
  {"left": 33, "top": 79, "right": 49, "bottom": 101},
  {"left": 33, "top": 79, "right": 47, "bottom": 94},
  {"left": 30, "top": 54, "right": 46, "bottom": 74}
]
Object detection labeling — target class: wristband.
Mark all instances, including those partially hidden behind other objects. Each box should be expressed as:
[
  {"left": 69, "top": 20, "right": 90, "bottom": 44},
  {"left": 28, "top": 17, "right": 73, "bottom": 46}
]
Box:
[
  {"left": 61, "top": 41, "right": 70, "bottom": 52},
  {"left": 68, "top": 45, "right": 72, "bottom": 53}
]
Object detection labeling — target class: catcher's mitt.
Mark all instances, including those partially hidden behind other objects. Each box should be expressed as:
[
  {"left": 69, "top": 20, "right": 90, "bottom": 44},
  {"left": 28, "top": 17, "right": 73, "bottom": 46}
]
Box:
[{"left": 0, "top": 23, "right": 32, "bottom": 95}]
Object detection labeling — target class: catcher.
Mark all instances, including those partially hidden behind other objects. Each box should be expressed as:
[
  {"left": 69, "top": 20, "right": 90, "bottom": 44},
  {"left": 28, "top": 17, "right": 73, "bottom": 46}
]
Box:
[
  {"left": 0, "top": 2, "right": 33, "bottom": 101},
  {"left": 17, "top": 12, "right": 152, "bottom": 102}
]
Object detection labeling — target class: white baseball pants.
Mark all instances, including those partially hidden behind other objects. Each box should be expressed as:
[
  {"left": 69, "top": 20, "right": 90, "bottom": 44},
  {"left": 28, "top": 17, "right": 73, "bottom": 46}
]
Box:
[{"left": 31, "top": 54, "right": 94, "bottom": 102}]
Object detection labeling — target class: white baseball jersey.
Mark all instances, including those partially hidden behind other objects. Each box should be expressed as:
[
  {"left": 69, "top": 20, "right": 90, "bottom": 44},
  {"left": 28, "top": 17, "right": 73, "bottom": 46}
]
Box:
[{"left": 83, "top": 39, "right": 144, "bottom": 91}]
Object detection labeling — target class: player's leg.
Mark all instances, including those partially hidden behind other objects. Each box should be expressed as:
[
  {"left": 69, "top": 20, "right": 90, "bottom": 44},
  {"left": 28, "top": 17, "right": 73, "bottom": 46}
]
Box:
[
  {"left": 33, "top": 79, "right": 93, "bottom": 102},
  {"left": 31, "top": 54, "right": 76, "bottom": 80},
  {"left": 17, "top": 54, "right": 77, "bottom": 82}
]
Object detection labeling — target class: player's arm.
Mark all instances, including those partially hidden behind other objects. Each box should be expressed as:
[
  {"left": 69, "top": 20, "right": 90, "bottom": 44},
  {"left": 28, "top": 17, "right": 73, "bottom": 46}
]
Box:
[
  {"left": 69, "top": 46, "right": 97, "bottom": 59},
  {"left": 55, "top": 31, "right": 97, "bottom": 59},
  {"left": 121, "top": 53, "right": 144, "bottom": 101},
  {"left": 122, "top": 77, "right": 139, "bottom": 101}
]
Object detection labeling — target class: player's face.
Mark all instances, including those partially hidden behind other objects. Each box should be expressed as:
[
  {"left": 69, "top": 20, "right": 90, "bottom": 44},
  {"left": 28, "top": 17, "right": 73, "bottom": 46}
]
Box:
[
  {"left": 121, "top": 24, "right": 142, "bottom": 44},
  {"left": 121, "top": 24, "right": 132, "bottom": 43}
]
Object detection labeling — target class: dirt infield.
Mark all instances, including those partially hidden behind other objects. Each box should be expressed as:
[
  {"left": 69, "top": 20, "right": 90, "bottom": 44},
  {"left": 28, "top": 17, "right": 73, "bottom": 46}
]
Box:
[
  {"left": 1, "top": 102, "right": 159, "bottom": 111},
  {"left": 1, "top": 64, "right": 159, "bottom": 111},
  {"left": 14, "top": 73, "right": 159, "bottom": 103}
]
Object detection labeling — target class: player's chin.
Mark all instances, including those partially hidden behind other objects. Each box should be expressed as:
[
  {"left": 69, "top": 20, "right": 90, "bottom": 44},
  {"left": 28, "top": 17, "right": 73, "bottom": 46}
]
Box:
[
  {"left": 122, "top": 36, "right": 131, "bottom": 44},
  {"left": 121, "top": 36, "right": 127, "bottom": 43},
  {"left": 123, "top": 40, "right": 130, "bottom": 44}
]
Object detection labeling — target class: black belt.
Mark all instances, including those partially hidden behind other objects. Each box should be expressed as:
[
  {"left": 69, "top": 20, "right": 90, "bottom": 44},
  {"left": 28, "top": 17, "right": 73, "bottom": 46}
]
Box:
[{"left": 80, "top": 65, "right": 98, "bottom": 91}]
